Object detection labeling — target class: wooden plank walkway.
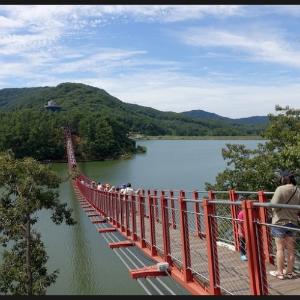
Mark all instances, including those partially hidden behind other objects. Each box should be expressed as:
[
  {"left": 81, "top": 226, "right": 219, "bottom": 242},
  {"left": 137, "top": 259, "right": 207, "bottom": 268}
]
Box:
[{"left": 133, "top": 213, "right": 300, "bottom": 295}]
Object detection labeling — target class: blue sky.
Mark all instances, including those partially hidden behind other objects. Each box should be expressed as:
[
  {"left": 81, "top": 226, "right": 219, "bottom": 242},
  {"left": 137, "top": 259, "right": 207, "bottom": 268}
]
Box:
[{"left": 1, "top": 5, "right": 300, "bottom": 117}]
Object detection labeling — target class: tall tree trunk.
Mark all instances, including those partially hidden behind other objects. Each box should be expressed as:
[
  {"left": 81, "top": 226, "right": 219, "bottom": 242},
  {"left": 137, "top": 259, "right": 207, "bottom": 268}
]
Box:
[{"left": 25, "top": 212, "right": 33, "bottom": 295}]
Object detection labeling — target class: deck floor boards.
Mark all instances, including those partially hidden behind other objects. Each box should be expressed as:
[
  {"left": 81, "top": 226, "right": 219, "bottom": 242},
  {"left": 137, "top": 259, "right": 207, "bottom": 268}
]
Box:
[{"left": 133, "top": 214, "right": 300, "bottom": 295}]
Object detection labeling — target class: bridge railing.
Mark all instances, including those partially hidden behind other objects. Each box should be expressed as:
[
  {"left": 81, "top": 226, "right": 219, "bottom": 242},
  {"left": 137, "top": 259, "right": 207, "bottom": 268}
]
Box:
[
  {"left": 65, "top": 132, "right": 299, "bottom": 295},
  {"left": 74, "top": 177, "right": 300, "bottom": 295}
]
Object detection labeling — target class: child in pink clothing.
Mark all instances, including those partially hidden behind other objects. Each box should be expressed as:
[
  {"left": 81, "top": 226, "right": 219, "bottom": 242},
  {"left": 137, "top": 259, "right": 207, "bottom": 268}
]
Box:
[{"left": 237, "top": 210, "right": 247, "bottom": 261}]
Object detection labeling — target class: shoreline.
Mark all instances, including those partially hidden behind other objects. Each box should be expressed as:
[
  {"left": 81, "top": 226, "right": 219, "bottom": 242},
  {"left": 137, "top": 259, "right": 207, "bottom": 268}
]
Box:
[{"left": 132, "top": 135, "right": 264, "bottom": 140}]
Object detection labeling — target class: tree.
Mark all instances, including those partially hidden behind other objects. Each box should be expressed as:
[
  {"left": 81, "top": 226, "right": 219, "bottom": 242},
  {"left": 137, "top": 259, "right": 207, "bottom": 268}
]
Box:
[
  {"left": 0, "top": 151, "right": 76, "bottom": 295},
  {"left": 206, "top": 106, "right": 300, "bottom": 193}
]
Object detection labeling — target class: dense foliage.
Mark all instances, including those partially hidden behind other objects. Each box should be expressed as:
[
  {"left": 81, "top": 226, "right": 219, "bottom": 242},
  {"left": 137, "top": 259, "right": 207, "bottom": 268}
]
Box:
[
  {"left": 206, "top": 106, "right": 300, "bottom": 192},
  {"left": 0, "top": 83, "right": 265, "bottom": 161},
  {"left": 0, "top": 152, "right": 75, "bottom": 295}
]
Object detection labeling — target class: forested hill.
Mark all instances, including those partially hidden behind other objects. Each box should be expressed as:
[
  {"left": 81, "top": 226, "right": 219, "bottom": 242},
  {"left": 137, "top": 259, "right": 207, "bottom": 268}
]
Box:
[
  {"left": 0, "top": 83, "right": 266, "bottom": 161},
  {"left": 181, "top": 110, "right": 268, "bottom": 125}
]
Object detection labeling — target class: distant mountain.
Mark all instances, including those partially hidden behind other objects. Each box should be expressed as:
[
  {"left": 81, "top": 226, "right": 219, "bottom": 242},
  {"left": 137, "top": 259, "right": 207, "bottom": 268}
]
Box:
[
  {"left": 0, "top": 83, "right": 267, "bottom": 160},
  {"left": 181, "top": 109, "right": 268, "bottom": 126},
  {"left": 0, "top": 83, "right": 266, "bottom": 137},
  {"left": 232, "top": 116, "right": 269, "bottom": 125}
]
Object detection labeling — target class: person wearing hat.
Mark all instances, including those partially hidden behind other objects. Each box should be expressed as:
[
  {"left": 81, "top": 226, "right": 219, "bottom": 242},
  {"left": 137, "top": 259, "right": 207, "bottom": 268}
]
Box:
[{"left": 269, "top": 170, "right": 300, "bottom": 280}]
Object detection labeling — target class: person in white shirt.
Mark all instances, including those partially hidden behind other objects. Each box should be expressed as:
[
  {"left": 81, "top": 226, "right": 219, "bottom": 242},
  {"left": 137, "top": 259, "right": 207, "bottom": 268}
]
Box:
[
  {"left": 97, "top": 182, "right": 103, "bottom": 191},
  {"left": 123, "top": 183, "right": 134, "bottom": 195},
  {"left": 120, "top": 184, "right": 127, "bottom": 194}
]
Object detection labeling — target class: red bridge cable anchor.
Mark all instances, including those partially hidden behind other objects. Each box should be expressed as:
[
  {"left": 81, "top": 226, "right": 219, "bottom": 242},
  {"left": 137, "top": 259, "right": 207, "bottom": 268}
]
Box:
[
  {"left": 87, "top": 213, "right": 99, "bottom": 217},
  {"left": 92, "top": 219, "right": 107, "bottom": 224},
  {"left": 83, "top": 209, "right": 95, "bottom": 212},
  {"left": 129, "top": 263, "right": 170, "bottom": 279},
  {"left": 97, "top": 228, "right": 117, "bottom": 233},
  {"left": 108, "top": 241, "right": 135, "bottom": 248}
]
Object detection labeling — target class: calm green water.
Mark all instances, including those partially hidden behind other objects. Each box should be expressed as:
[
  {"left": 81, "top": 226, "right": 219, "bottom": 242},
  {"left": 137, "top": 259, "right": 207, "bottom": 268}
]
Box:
[{"left": 15, "top": 140, "right": 262, "bottom": 294}]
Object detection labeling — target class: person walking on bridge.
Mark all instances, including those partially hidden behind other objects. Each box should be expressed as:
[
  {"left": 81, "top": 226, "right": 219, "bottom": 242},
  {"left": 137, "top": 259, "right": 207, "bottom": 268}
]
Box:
[{"left": 269, "top": 170, "right": 300, "bottom": 280}]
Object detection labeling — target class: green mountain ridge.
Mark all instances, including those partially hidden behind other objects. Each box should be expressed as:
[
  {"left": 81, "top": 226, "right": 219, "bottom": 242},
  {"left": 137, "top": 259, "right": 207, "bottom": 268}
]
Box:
[
  {"left": 181, "top": 109, "right": 268, "bottom": 125},
  {"left": 0, "top": 82, "right": 267, "bottom": 161},
  {"left": 0, "top": 82, "right": 266, "bottom": 135}
]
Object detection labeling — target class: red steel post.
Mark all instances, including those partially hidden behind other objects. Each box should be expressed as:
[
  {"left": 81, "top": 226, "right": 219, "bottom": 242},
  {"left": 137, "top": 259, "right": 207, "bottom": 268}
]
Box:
[
  {"left": 242, "top": 200, "right": 267, "bottom": 295},
  {"left": 112, "top": 192, "right": 116, "bottom": 225},
  {"left": 98, "top": 190, "right": 101, "bottom": 213},
  {"left": 138, "top": 193, "right": 146, "bottom": 248},
  {"left": 148, "top": 194, "right": 157, "bottom": 256},
  {"left": 116, "top": 193, "right": 120, "bottom": 228},
  {"left": 110, "top": 192, "right": 113, "bottom": 220},
  {"left": 161, "top": 192, "right": 172, "bottom": 264},
  {"left": 179, "top": 191, "right": 192, "bottom": 282},
  {"left": 109, "top": 192, "right": 112, "bottom": 220},
  {"left": 154, "top": 190, "right": 159, "bottom": 222},
  {"left": 125, "top": 194, "right": 131, "bottom": 236},
  {"left": 193, "top": 191, "right": 202, "bottom": 238},
  {"left": 120, "top": 194, "right": 125, "bottom": 232},
  {"left": 257, "top": 191, "right": 273, "bottom": 264},
  {"left": 103, "top": 191, "right": 106, "bottom": 216},
  {"left": 106, "top": 192, "right": 109, "bottom": 218},
  {"left": 131, "top": 194, "right": 137, "bottom": 241},
  {"left": 229, "top": 190, "right": 240, "bottom": 251},
  {"left": 101, "top": 192, "right": 105, "bottom": 215},
  {"left": 170, "top": 190, "right": 176, "bottom": 229},
  {"left": 203, "top": 197, "right": 221, "bottom": 295},
  {"left": 95, "top": 190, "right": 99, "bottom": 211},
  {"left": 98, "top": 191, "right": 100, "bottom": 213},
  {"left": 107, "top": 192, "right": 110, "bottom": 216}
]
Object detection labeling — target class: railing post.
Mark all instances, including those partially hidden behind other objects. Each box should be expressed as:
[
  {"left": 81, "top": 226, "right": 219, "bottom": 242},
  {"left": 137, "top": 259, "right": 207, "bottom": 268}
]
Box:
[
  {"left": 148, "top": 194, "right": 157, "bottom": 256},
  {"left": 193, "top": 191, "right": 202, "bottom": 238},
  {"left": 108, "top": 192, "right": 111, "bottom": 217},
  {"left": 131, "top": 194, "right": 137, "bottom": 241},
  {"left": 112, "top": 192, "right": 116, "bottom": 225},
  {"left": 109, "top": 192, "right": 113, "bottom": 220},
  {"left": 138, "top": 193, "right": 146, "bottom": 248},
  {"left": 170, "top": 190, "right": 176, "bottom": 229},
  {"left": 161, "top": 191, "right": 172, "bottom": 264},
  {"left": 179, "top": 190, "right": 192, "bottom": 282},
  {"left": 229, "top": 190, "right": 240, "bottom": 251},
  {"left": 125, "top": 194, "right": 131, "bottom": 236},
  {"left": 242, "top": 200, "right": 267, "bottom": 295},
  {"left": 106, "top": 192, "right": 110, "bottom": 219},
  {"left": 116, "top": 192, "right": 120, "bottom": 228},
  {"left": 104, "top": 191, "right": 107, "bottom": 216},
  {"left": 103, "top": 191, "right": 106, "bottom": 216},
  {"left": 120, "top": 194, "right": 125, "bottom": 232},
  {"left": 95, "top": 190, "right": 99, "bottom": 211},
  {"left": 257, "top": 191, "right": 273, "bottom": 265},
  {"left": 154, "top": 190, "right": 159, "bottom": 222},
  {"left": 203, "top": 192, "right": 221, "bottom": 295},
  {"left": 101, "top": 191, "right": 105, "bottom": 215}
]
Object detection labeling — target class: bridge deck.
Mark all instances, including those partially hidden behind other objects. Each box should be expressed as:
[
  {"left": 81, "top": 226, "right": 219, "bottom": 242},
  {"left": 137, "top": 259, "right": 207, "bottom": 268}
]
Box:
[
  {"left": 74, "top": 188, "right": 190, "bottom": 295},
  {"left": 137, "top": 217, "right": 300, "bottom": 295}
]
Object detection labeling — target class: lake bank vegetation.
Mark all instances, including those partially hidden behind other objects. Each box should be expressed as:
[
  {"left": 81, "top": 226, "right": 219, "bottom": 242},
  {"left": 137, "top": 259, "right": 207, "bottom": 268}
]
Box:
[{"left": 206, "top": 106, "right": 300, "bottom": 192}]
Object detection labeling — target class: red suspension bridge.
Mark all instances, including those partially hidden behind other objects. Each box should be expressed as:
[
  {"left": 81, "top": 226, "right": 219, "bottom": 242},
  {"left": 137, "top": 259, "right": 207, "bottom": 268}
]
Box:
[{"left": 65, "top": 129, "right": 300, "bottom": 295}]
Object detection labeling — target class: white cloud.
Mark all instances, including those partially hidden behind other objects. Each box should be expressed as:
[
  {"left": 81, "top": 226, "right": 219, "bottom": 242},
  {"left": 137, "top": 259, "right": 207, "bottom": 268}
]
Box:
[
  {"left": 0, "top": 5, "right": 243, "bottom": 58},
  {"left": 51, "top": 49, "right": 147, "bottom": 74},
  {"left": 61, "top": 71, "right": 300, "bottom": 118},
  {"left": 0, "top": 4, "right": 299, "bottom": 119},
  {"left": 1, "top": 60, "right": 298, "bottom": 118},
  {"left": 179, "top": 27, "right": 300, "bottom": 68}
]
